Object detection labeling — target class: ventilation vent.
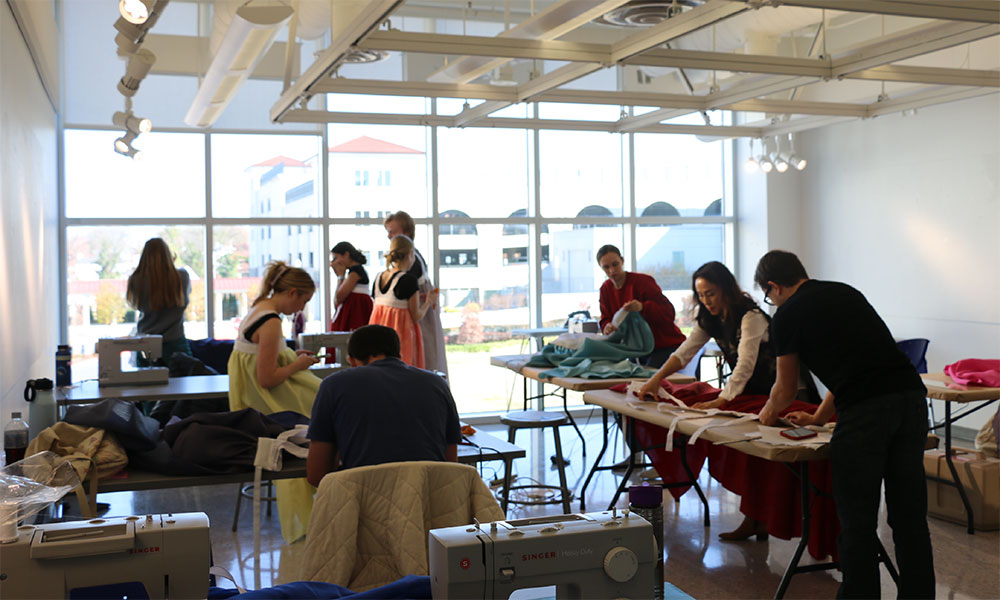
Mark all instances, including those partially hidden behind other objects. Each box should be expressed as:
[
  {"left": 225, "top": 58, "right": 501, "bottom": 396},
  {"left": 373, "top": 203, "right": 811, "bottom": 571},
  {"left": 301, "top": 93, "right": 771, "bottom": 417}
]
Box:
[
  {"left": 343, "top": 48, "right": 390, "bottom": 64},
  {"left": 593, "top": 0, "right": 700, "bottom": 27}
]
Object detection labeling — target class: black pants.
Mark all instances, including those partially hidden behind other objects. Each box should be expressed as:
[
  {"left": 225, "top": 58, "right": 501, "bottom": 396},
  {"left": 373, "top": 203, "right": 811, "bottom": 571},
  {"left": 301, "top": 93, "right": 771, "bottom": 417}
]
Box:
[{"left": 831, "top": 390, "right": 935, "bottom": 599}]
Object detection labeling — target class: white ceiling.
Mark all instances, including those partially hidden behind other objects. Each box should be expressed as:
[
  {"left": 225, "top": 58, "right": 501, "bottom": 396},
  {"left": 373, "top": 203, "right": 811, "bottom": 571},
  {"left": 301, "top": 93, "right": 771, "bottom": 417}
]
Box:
[{"left": 184, "top": 0, "right": 1000, "bottom": 137}]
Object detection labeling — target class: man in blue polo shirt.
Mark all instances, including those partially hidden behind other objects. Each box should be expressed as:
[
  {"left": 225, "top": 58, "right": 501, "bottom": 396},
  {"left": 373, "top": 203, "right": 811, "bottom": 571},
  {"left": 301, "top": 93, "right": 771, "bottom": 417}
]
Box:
[
  {"left": 754, "top": 250, "right": 934, "bottom": 599},
  {"left": 306, "top": 325, "right": 460, "bottom": 487}
]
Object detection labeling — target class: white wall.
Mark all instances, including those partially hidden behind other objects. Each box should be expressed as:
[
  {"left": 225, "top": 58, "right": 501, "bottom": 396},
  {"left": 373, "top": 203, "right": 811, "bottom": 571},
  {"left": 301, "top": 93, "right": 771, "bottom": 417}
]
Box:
[
  {"left": 0, "top": 2, "right": 60, "bottom": 428},
  {"left": 771, "top": 94, "right": 1000, "bottom": 431}
]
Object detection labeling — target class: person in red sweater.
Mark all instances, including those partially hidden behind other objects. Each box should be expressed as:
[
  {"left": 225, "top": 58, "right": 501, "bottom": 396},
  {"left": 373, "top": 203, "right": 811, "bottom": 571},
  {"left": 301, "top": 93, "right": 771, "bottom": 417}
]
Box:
[{"left": 597, "top": 244, "right": 686, "bottom": 367}]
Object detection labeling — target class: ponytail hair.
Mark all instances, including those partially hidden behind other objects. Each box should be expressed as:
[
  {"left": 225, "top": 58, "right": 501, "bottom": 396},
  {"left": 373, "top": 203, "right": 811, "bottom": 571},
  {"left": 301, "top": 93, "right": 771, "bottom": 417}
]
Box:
[
  {"left": 253, "top": 261, "right": 316, "bottom": 306},
  {"left": 385, "top": 235, "right": 414, "bottom": 268},
  {"left": 331, "top": 241, "right": 366, "bottom": 265}
]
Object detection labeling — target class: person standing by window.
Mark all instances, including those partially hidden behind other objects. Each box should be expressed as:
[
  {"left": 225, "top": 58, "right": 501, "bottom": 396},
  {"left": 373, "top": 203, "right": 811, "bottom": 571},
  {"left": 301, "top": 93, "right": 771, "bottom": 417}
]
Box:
[
  {"left": 126, "top": 238, "right": 191, "bottom": 366},
  {"left": 370, "top": 236, "right": 438, "bottom": 369},
  {"left": 329, "top": 241, "right": 373, "bottom": 332}
]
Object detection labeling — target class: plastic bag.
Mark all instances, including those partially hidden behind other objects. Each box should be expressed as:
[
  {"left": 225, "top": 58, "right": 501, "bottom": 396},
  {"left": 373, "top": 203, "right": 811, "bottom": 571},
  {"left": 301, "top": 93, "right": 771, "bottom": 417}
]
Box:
[{"left": 1, "top": 451, "right": 81, "bottom": 542}]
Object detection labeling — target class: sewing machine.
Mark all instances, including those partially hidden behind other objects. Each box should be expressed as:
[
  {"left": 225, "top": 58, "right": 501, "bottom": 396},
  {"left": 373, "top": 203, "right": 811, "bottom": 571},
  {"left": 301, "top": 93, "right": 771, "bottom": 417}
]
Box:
[
  {"left": 97, "top": 336, "right": 169, "bottom": 387},
  {"left": 568, "top": 319, "right": 600, "bottom": 334},
  {"left": 297, "top": 331, "right": 352, "bottom": 365},
  {"left": 0, "top": 512, "right": 211, "bottom": 599},
  {"left": 429, "top": 511, "right": 654, "bottom": 599}
]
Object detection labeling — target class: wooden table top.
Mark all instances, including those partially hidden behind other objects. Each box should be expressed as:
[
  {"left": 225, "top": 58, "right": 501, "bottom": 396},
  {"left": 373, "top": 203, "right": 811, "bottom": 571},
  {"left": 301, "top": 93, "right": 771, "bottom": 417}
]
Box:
[{"left": 921, "top": 373, "right": 1000, "bottom": 402}]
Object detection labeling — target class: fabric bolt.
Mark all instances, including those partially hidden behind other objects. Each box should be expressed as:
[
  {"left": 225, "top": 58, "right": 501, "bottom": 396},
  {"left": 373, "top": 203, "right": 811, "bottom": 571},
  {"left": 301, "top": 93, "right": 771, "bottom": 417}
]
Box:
[
  {"left": 599, "top": 272, "right": 686, "bottom": 352},
  {"left": 228, "top": 308, "right": 321, "bottom": 544},
  {"left": 308, "top": 357, "right": 461, "bottom": 469},
  {"left": 332, "top": 264, "right": 374, "bottom": 332},
  {"left": 944, "top": 358, "right": 1000, "bottom": 387},
  {"left": 409, "top": 249, "right": 448, "bottom": 377},
  {"left": 527, "top": 311, "right": 656, "bottom": 379},
  {"left": 370, "top": 271, "right": 424, "bottom": 369}
]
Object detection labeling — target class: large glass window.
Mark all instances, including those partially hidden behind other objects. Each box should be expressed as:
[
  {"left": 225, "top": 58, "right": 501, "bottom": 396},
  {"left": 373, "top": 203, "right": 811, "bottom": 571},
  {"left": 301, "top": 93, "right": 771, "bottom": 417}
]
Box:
[
  {"left": 64, "top": 130, "right": 205, "bottom": 218},
  {"left": 211, "top": 134, "right": 323, "bottom": 218},
  {"left": 327, "top": 124, "right": 430, "bottom": 218},
  {"left": 634, "top": 134, "right": 725, "bottom": 215},
  {"left": 539, "top": 130, "right": 625, "bottom": 217},
  {"left": 438, "top": 127, "right": 531, "bottom": 218},
  {"left": 66, "top": 226, "right": 207, "bottom": 379}
]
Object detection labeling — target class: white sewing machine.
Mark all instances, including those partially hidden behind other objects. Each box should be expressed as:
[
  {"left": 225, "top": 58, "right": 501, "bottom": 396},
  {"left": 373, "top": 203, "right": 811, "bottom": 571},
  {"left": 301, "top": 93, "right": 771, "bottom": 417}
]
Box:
[
  {"left": 0, "top": 512, "right": 211, "bottom": 599},
  {"left": 97, "top": 336, "right": 169, "bottom": 387},
  {"left": 297, "top": 331, "right": 352, "bottom": 365},
  {"left": 429, "top": 511, "right": 654, "bottom": 599}
]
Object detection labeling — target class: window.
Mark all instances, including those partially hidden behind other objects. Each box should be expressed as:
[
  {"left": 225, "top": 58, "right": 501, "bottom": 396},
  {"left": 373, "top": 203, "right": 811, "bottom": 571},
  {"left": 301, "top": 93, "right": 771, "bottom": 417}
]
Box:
[
  {"left": 438, "top": 127, "right": 530, "bottom": 217},
  {"left": 634, "top": 134, "right": 724, "bottom": 215},
  {"left": 539, "top": 130, "right": 625, "bottom": 217}
]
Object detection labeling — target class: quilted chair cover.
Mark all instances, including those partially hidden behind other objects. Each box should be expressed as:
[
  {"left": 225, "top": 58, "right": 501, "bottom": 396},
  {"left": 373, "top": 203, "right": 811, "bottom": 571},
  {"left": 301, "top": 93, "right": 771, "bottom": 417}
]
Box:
[{"left": 298, "top": 461, "right": 504, "bottom": 590}]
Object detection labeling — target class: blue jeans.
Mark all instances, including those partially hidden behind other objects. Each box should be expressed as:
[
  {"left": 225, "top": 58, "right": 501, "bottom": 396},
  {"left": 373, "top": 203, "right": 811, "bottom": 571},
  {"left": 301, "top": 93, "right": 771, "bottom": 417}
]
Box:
[{"left": 831, "top": 390, "right": 935, "bottom": 599}]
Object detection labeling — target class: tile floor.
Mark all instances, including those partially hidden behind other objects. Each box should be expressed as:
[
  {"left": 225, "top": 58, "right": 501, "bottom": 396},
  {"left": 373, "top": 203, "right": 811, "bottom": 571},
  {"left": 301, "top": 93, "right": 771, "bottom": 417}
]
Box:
[{"left": 59, "top": 409, "right": 1000, "bottom": 598}]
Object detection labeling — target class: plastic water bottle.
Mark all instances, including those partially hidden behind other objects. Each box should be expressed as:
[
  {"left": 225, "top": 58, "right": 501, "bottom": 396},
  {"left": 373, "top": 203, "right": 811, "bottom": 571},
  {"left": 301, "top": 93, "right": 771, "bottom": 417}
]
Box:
[
  {"left": 56, "top": 345, "right": 72, "bottom": 386},
  {"left": 630, "top": 483, "right": 664, "bottom": 600},
  {"left": 25, "top": 378, "right": 57, "bottom": 440},
  {"left": 4, "top": 413, "right": 29, "bottom": 465}
]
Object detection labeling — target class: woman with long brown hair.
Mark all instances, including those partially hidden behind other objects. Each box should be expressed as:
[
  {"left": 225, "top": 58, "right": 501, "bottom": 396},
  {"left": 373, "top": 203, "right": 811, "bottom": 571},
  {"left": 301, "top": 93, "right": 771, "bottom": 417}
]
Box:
[{"left": 126, "top": 238, "right": 191, "bottom": 365}]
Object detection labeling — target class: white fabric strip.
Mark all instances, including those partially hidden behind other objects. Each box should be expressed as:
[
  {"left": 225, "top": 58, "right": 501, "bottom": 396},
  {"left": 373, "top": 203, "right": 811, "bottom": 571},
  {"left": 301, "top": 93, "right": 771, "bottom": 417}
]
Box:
[{"left": 687, "top": 413, "right": 758, "bottom": 445}]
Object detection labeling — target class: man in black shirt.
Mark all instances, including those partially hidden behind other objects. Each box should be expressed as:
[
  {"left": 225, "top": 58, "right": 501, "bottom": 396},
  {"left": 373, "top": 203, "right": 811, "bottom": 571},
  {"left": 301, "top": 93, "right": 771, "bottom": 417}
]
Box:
[{"left": 755, "top": 250, "right": 934, "bottom": 599}]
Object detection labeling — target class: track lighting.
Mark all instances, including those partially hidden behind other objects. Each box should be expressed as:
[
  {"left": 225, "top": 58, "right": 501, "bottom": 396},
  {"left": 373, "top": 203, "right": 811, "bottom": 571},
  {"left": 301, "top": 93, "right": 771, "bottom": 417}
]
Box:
[
  {"left": 758, "top": 155, "right": 774, "bottom": 174},
  {"left": 112, "top": 111, "right": 152, "bottom": 134},
  {"left": 743, "top": 138, "right": 760, "bottom": 173},
  {"left": 113, "top": 131, "right": 143, "bottom": 160},
  {"left": 773, "top": 152, "right": 789, "bottom": 173},
  {"left": 118, "top": 48, "right": 156, "bottom": 97},
  {"left": 119, "top": 0, "right": 153, "bottom": 24},
  {"left": 787, "top": 134, "right": 807, "bottom": 171}
]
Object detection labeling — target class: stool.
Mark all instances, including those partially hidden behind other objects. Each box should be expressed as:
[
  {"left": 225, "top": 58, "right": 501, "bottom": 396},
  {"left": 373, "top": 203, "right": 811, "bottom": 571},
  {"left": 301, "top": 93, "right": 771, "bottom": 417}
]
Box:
[
  {"left": 501, "top": 410, "right": 572, "bottom": 514},
  {"left": 232, "top": 480, "right": 275, "bottom": 532}
]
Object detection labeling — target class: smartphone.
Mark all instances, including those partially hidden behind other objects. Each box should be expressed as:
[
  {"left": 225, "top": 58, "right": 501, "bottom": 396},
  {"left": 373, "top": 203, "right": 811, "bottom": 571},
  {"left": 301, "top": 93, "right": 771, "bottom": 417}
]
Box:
[
  {"left": 780, "top": 427, "right": 818, "bottom": 440},
  {"left": 311, "top": 352, "right": 328, "bottom": 361}
]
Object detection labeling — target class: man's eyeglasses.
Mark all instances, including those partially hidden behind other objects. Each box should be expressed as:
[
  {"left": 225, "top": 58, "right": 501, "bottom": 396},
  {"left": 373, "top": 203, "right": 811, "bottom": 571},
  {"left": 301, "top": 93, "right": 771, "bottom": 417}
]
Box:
[{"left": 762, "top": 285, "right": 775, "bottom": 306}]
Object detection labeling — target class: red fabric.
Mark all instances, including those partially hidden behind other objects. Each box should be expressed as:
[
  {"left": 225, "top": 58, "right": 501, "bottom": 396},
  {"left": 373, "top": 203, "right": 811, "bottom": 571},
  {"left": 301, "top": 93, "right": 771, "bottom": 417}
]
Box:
[
  {"left": 619, "top": 380, "right": 840, "bottom": 561},
  {"left": 599, "top": 273, "right": 686, "bottom": 350},
  {"left": 944, "top": 358, "right": 1000, "bottom": 387}
]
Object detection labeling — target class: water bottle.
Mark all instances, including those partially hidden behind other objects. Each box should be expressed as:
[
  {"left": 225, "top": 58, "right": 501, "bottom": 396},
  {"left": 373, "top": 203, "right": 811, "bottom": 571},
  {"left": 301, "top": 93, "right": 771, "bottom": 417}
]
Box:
[
  {"left": 25, "top": 378, "right": 57, "bottom": 440},
  {"left": 629, "top": 483, "right": 664, "bottom": 600},
  {"left": 56, "top": 345, "right": 72, "bottom": 386},
  {"left": 3, "top": 413, "right": 29, "bottom": 466}
]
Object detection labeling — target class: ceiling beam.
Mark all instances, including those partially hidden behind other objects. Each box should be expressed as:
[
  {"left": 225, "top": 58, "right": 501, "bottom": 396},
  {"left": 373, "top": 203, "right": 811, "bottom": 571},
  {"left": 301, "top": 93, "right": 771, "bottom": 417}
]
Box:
[
  {"left": 830, "top": 21, "right": 1000, "bottom": 77},
  {"left": 727, "top": 98, "right": 868, "bottom": 117},
  {"left": 270, "top": 0, "right": 402, "bottom": 123},
  {"left": 849, "top": 64, "right": 1000, "bottom": 87},
  {"left": 427, "top": 0, "right": 630, "bottom": 85},
  {"left": 864, "top": 85, "right": 998, "bottom": 116},
  {"left": 731, "top": 1, "right": 1000, "bottom": 24},
  {"left": 360, "top": 30, "right": 609, "bottom": 63}
]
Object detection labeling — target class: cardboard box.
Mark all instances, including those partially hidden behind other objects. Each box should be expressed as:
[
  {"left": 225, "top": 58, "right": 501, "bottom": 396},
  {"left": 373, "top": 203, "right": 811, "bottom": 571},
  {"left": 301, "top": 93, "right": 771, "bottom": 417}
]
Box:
[{"left": 924, "top": 448, "right": 1000, "bottom": 531}]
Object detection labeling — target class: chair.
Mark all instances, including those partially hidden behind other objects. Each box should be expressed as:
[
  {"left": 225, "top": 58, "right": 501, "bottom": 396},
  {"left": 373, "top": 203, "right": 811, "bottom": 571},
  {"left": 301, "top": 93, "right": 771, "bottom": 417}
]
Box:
[
  {"left": 298, "top": 461, "right": 503, "bottom": 591},
  {"left": 500, "top": 410, "right": 573, "bottom": 514}
]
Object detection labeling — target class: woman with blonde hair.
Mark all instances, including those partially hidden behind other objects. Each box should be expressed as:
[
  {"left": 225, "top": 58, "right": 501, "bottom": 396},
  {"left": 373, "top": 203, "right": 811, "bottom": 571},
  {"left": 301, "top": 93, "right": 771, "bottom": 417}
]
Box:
[
  {"left": 369, "top": 236, "right": 438, "bottom": 368},
  {"left": 126, "top": 238, "right": 192, "bottom": 365},
  {"left": 228, "top": 260, "right": 321, "bottom": 543}
]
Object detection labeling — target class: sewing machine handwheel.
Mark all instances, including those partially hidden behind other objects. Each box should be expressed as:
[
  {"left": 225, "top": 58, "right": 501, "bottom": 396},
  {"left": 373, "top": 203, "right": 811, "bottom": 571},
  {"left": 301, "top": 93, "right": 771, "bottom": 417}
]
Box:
[{"left": 603, "top": 545, "right": 638, "bottom": 583}]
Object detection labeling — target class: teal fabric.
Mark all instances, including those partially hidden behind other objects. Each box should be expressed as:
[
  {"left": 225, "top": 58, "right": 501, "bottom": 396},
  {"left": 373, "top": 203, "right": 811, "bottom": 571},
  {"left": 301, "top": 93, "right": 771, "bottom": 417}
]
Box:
[{"left": 526, "top": 311, "right": 657, "bottom": 379}]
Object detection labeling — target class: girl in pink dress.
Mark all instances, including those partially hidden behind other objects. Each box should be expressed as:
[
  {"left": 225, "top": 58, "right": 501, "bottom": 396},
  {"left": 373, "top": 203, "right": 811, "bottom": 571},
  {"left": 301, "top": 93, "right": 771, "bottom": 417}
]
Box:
[{"left": 369, "top": 236, "right": 438, "bottom": 368}]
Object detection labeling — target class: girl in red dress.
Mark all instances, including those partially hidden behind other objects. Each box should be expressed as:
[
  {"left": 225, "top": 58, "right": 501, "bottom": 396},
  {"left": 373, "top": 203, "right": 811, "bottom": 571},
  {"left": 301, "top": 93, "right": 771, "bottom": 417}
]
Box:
[{"left": 330, "top": 241, "right": 373, "bottom": 332}]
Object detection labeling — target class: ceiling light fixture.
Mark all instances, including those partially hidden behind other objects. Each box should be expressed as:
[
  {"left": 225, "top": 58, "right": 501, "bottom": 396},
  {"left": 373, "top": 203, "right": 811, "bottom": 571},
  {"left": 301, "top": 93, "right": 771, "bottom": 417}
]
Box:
[
  {"left": 771, "top": 136, "right": 789, "bottom": 173},
  {"left": 118, "top": 48, "right": 156, "bottom": 97},
  {"left": 743, "top": 138, "right": 759, "bottom": 174},
  {"left": 787, "top": 134, "right": 807, "bottom": 171},
  {"left": 112, "top": 110, "right": 152, "bottom": 134},
  {"left": 184, "top": 4, "right": 294, "bottom": 128},
  {"left": 113, "top": 130, "right": 143, "bottom": 160},
  {"left": 119, "top": 0, "right": 152, "bottom": 25}
]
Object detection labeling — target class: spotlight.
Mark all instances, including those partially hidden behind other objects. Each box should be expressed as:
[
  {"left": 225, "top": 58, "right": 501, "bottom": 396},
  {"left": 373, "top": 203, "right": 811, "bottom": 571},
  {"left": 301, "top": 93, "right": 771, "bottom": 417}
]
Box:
[
  {"left": 758, "top": 155, "right": 774, "bottom": 173},
  {"left": 114, "top": 131, "right": 138, "bottom": 154},
  {"left": 112, "top": 111, "right": 152, "bottom": 134},
  {"left": 773, "top": 153, "right": 789, "bottom": 173},
  {"left": 119, "top": 0, "right": 152, "bottom": 24},
  {"left": 789, "top": 154, "right": 807, "bottom": 171},
  {"left": 743, "top": 156, "right": 759, "bottom": 174},
  {"left": 118, "top": 48, "right": 156, "bottom": 97}
]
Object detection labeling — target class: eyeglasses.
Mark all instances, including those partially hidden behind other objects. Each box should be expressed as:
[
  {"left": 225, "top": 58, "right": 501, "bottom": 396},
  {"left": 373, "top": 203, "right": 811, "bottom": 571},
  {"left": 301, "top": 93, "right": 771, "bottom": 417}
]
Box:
[{"left": 762, "top": 285, "right": 775, "bottom": 306}]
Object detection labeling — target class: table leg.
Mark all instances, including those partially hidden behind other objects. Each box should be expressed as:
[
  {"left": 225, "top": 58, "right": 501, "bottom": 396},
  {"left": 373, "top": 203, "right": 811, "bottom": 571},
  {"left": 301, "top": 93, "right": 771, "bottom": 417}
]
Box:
[
  {"left": 943, "top": 402, "right": 976, "bottom": 534},
  {"left": 675, "top": 440, "right": 710, "bottom": 527},
  {"left": 501, "top": 458, "right": 514, "bottom": 515},
  {"left": 561, "top": 387, "right": 587, "bottom": 457},
  {"left": 579, "top": 408, "right": 611, "bottom": 512},
  {"left": 774, "top": 463, "right": 837, "bottom": 600}
]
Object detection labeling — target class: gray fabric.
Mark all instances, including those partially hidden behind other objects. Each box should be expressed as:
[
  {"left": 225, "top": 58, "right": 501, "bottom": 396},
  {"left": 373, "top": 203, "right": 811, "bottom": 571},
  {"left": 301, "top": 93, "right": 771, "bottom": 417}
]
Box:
[
  {"left": 136, "top": 268, "right": 190, "bottom": 342},
  {"left": 411, "top": 249, "right": 448, "bottom": 377}
]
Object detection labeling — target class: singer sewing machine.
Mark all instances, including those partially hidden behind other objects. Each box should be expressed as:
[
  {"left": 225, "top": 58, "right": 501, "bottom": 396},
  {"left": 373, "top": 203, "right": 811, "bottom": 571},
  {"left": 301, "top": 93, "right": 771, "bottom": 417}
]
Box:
[
  {"left": 429, "top": 511, "right": 654, "bottom": 599},
  {"left": 297, "top": 331, "right": 352, "bottom": 366},
  {"left": 97, "top": 336, "right": 169, "bottom": 387},
  {"left": 0, "top": 512, "right": 211, "bottom": 599}
]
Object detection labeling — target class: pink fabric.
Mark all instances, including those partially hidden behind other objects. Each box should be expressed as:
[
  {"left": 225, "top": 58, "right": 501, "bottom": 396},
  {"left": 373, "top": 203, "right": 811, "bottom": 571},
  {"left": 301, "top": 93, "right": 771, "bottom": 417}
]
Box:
[{"left": 944, "top": 359, "right": 1000, "bottom": 387}]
